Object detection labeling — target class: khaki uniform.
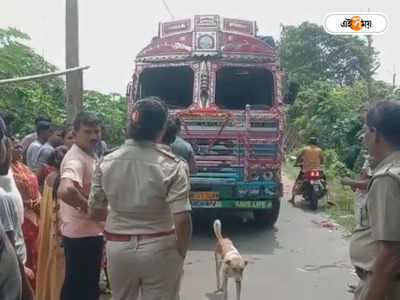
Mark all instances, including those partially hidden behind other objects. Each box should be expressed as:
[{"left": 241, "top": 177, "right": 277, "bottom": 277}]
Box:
[
  {"left": 350, "top": 151, "right": 400, "bottom": 300},
  {"left": 88, "top": 140, "right": 191, "bottom": 300}
]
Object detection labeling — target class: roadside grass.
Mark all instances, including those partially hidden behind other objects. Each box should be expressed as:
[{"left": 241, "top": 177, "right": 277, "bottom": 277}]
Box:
[{"left": 283, "top": 162, "right": 356, "bottom": 233}]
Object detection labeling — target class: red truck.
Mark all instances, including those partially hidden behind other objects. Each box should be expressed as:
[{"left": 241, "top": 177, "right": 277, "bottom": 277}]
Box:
[{"left": 127, "top": 15, "right": 285, "bottom": 227}]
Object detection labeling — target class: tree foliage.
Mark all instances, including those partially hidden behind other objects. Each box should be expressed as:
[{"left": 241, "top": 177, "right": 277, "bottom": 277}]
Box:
[
  {"left": 83, "top": 90, "right": 126, "bottom": 147},
  {"left": 279, "top": 22, "right": 378, "bottom": 88},
  {"left": 288, "top": 79, "right": 399, "bottom": 173},
  {"left": 281, "top": 22, "right": 400, "bottom": 176},
  {"left": 288, "top": 81, "right": 364, "bottom": 170},
  {"left": 0, "top": 27, "right": 126, "bottom": 147},
  {"left": 0, "top": 27, "right": 66, "bottom": 134}
]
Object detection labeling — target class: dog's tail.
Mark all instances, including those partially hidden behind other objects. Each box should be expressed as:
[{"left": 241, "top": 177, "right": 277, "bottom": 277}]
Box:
[{"left": 213, "top": 219, "right": 223, "bottom": 240}]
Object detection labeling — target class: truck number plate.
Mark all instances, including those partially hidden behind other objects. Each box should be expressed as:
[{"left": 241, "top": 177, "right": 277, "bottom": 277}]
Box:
[
  {"left": 235, "top": 201, "right": 268, "bottom": 209},
  {"left": 190, "top": 192, "right": 219, "bottom": 201},
  {"left": 191, "top": 201, "right": 219, "bottom": 208}
]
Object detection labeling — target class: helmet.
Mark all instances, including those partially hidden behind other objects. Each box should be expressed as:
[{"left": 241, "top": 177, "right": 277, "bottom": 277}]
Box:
[{"left": 308, "top": 137, "right": 318, "bottom": 145}]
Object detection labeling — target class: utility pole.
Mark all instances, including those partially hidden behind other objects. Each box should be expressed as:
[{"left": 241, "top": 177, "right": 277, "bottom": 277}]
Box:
[
  {"left": 66, "top": 0, "right": 83, "bottom": 122},
  {"left": 366, "top": 34, "right": 373, "bottom": 101},
  {"left": 393, "top": 65, "right": 397, "bottom": 90}
]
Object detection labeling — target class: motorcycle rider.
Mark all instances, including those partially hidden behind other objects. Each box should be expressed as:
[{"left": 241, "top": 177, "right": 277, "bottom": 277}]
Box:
[{"left": 289, "top": 137, "right": 324, "bottom": 204}]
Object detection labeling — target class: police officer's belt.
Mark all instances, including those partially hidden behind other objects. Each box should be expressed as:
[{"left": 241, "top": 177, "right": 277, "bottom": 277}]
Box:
[{"left": 104, "top": 230, "right": 175, "bottom": 242}]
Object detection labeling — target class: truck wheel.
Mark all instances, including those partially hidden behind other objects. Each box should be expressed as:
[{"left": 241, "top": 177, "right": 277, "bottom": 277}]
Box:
[
  {"left": 309, "top": 189, "right": 318, "bottom": 211},
  {"left": 254, "top": 198, "right": 281, "bottom": 228}
]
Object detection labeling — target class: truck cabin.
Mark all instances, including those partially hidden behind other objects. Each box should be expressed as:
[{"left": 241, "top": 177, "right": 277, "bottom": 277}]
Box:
[
  {"left": 132, "top": 15, "right": 281, "bottom": 111},
  {"left": 137, "top": 65, "right": 275, "bottom": 110},
  {"left": 130, "top": 16, "right": 284, "bottom": 200}
]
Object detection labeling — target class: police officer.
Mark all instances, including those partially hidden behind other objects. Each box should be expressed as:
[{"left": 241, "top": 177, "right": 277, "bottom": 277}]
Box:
[
  {"left": 88, "top": 97, "right": 192, "bottom": 300},
  {"left": 350, "top": 100, "right": 400, "bottom": 300}
]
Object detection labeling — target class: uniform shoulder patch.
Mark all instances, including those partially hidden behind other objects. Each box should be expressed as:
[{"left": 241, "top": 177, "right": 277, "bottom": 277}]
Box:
[
  {"left": 155, "top": 145, "right": 180, "bottom": 162},
  {"left": 369, "top": 161, "right": 400, "bottom": 189},
  {"left": 386, "top": 162, "right": 400, "bottom": 184},
  {"left": 104, "top": 146, "right": 118, "bottom": 156},
  {"left": 101, "top": 146, "right": 121, "bottom": 161}
]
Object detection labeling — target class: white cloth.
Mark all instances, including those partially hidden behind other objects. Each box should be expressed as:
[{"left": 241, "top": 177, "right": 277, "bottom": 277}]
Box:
[
  {"left": 0, "top": 170, "right": 26, "bottom": 263},
  {"left": 0, "top": 169, "right": 24, "bottom": 224}
]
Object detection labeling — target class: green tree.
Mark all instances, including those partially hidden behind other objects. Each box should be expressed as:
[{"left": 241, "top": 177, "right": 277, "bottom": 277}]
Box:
[
  {"left": 83, "top": 90, "right": 126, "bottom": 147},
  {"left": 280, "top": 22, "right": 397, "bottom": 176},
  {"left": 0, "top": 27, "right": 127, "bottom": 148},
  {"left": 288, "top": 81, "right": 369, "bottom": 172},
  {"left": 0, "top": 27, "right": 65, "bottom": 134},
  {"left": 369, "top": 80, "right": 398, "bottom": 100},
  {"left": 279, "top": 22, "right": 377, "bottom": 88},
  {"left": 394, "top": 87, "right": 400, "bottom": 100}
]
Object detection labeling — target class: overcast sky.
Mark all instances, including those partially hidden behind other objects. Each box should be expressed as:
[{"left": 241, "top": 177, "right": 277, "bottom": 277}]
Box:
[{"left": 1, "top": 0, "right": 399, "bottom": 94}]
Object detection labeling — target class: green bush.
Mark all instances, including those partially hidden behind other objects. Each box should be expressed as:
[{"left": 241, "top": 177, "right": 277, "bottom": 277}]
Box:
[
  {"left": 83, "top": 91, "right": 126, "bottom": 148},
  {"left": 0, "top": 27, "right": 66, "bottom": 135}
]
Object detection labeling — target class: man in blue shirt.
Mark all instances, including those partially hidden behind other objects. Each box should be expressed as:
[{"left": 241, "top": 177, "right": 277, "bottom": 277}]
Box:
[{"left": 171, "top": 118, "right": 197, "bottom": 174}]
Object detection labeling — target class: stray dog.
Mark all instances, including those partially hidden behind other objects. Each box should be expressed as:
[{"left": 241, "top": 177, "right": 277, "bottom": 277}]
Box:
[{"left": 213, "top": 219, "right": 248, "bottom": 300}]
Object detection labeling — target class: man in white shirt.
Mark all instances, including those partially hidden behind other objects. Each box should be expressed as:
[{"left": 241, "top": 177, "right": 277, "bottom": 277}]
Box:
[{"left": 0, "top": 115, "right": 33, "bottom": 300}]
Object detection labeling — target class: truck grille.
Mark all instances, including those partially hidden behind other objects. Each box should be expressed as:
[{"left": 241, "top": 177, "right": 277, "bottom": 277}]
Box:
[{"left": 182, "top": 116, "right": 279, "bottom": 133}]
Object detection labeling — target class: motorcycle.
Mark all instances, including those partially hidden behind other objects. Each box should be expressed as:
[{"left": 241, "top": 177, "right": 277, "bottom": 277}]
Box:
[
  {"left": 289, "top": 155, "right": 327, "bottom": 210},
  {"left": 301, "top": 169, "right": 327, "bottom": 210}
]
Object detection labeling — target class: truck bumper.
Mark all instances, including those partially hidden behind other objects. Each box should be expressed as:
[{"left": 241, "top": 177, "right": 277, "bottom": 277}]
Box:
[{"left": 190, "top": 199, "right": 275, "bottom": 209}]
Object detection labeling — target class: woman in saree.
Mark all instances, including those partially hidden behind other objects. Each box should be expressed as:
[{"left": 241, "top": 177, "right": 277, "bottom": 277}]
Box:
[
  {"left": 36, "top": 145, "right": 68, "bottom": 300},
  {"left": 11, "top": 139, "right": 41, "bottom": 289}
]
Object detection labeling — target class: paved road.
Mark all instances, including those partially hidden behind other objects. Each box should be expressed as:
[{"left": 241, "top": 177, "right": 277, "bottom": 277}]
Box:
[
  {"left": 100, "top": 174, "right": 356, "bottom": 300},
  {"left": 179, "top": 175, "right": 356, "bottom": 300}
]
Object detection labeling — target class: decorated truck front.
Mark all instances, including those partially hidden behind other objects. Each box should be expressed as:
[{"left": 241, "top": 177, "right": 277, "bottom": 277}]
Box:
[{"left": 128, "top": 15, "right": 285, "bottom": 226}]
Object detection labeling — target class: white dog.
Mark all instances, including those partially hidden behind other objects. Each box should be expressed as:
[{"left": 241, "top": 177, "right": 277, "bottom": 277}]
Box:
[{"left": 213, "top": 219, "right": 248, "bottom": 300}]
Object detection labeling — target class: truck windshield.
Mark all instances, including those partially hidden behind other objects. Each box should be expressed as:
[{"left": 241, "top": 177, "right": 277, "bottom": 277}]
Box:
[
  {"left": 215, "top": 67, "right": 274, "bottom": 110},
  {"left": 137, "top": 66, "right": 194, "bottom": 108}
]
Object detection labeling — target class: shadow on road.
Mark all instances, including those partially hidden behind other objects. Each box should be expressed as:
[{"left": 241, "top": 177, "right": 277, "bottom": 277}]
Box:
[
  {"left": 290, "top": 197, "right": 331, "bottom": 216},
  {"left": 190, "top": 212, "right": 281, "bottom": 255},
  {"left": 205, "top": 291, "right": 221, "bottom": 300}
]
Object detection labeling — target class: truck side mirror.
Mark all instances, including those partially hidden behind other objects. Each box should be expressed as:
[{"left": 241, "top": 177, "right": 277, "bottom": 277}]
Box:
[{"left": 283, "top": 81, "right": 300, "bottom": 105}]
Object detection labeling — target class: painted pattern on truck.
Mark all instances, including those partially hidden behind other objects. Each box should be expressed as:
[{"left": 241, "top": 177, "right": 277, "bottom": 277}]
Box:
[{"left": 129, "top": 15, "right": 285, "bottom": 209}]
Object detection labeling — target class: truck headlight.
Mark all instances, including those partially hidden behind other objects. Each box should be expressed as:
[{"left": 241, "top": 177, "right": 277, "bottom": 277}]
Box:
[{"left": 263, "top": 170, "right": 274, "bottom": 181}]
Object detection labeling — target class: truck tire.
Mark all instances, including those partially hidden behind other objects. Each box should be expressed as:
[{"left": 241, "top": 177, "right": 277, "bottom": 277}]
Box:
[
  {"left": 309, "top": 188, "right": 318, "bottom": 211},
  {"left": 254, "top": 198, "right": 281, "bottom": 228}
]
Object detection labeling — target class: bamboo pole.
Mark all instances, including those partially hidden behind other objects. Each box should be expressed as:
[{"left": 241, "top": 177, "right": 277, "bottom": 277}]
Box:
[{"left": 0, "top": 65, "right": 90, "bottom": 85}]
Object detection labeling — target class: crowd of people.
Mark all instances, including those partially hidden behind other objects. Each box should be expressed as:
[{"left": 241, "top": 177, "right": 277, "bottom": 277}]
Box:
[
  {"left": 0, "top": 97, "right": 400, "bottom": 300},
  {"left": 0, "top": 96, "right": 196, "bottom": 300}
]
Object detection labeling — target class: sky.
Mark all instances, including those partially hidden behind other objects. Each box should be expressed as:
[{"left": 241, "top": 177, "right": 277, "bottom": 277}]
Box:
[{"left": 1, "top": 0, "right": 399, "bottom": 94}]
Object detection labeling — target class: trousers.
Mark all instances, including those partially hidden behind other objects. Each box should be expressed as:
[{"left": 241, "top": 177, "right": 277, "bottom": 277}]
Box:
[
  {"left": 60, "top": 235, "right": 104, "bottom": 300},
  {"left": 106, "top": 234, "right": 184, "bottom": 300}
]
